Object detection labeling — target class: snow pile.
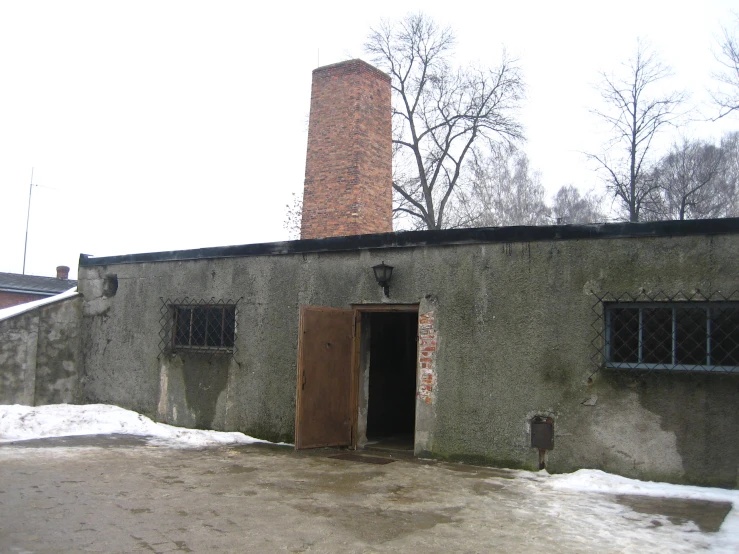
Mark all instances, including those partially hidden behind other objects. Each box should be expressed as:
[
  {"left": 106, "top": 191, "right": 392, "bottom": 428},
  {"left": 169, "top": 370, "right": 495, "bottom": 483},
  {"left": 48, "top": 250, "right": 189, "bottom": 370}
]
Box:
[
  {"left": 549, "top": 468, "right": 739, "bottom": 503},
  {"left": 0, "top": 288, "right": 79, "bottom": 323},
  {"left": 0, "top": 404, "right": 278, "bottom": 448},
  {"left": 549, "top": 469, "right": 739, "bottom": 553}
]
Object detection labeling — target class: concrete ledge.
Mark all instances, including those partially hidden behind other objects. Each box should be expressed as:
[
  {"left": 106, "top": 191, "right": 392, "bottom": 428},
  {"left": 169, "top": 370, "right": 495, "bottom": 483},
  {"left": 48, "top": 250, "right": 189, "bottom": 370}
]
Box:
[{"left": 79, "top": 218, "right": 739, "bottom": 267}]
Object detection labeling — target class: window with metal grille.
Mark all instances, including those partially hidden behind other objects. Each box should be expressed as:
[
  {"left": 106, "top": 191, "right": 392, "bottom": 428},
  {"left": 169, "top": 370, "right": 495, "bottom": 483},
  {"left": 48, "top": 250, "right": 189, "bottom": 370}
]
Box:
[
  {"left": 604, "top": 302, "right": 739, "bottom": 372},
  {"left": 172, "top": 304, "right": 236, "bottom": 352}
]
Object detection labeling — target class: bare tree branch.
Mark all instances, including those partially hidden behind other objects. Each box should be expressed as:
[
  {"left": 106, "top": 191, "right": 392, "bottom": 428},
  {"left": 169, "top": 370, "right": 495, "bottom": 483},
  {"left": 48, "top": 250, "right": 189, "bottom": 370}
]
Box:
[
  {"left": 647, "top": 135, "right": 739, "bottom": 220},
  {"left": 587, "top": 40, "right": 685, "bottom": 222},
  {"left": 455, "top": 147, "right": 551, "bottom": 227},
  {"left": 711, "top": 15, "right": 739, "bottom": 120},
  {"left": 366, "top": 13, "right": 525, "bottom": 230},
  {"left": 283, "top": 192, "right": 303, "bottom": 240},
  {"left": 552, "top": 185, "right": 606, "bottom": 224}
]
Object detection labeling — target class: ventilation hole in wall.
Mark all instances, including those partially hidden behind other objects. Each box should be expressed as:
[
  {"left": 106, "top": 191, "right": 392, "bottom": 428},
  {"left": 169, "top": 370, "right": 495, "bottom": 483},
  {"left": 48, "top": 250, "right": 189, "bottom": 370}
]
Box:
[{"left": 103, "top": 275, "right": 118, "bottom": 297}]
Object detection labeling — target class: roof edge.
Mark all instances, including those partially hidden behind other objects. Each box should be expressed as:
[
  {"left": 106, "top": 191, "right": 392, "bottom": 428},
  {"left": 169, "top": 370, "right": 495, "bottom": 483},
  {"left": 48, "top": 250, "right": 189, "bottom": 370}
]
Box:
[
  {"left": 312, "top": 58, "right": 390, "bottom": 82},
  {"left": 0, "top": 288, "right": 57, "bottom": 296},
  {"left": 0, "top": 288, "right": 80, "bottom": 323},
  {"left": 79, "top": 218, "right": 739, "bottom": 268}
]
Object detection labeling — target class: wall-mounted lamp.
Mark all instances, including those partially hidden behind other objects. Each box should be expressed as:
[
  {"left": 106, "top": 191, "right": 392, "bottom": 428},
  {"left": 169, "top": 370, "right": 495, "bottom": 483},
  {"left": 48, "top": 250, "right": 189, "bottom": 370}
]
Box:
[{"left": 372, "top": 261, "right": 394, "bottom": 297}]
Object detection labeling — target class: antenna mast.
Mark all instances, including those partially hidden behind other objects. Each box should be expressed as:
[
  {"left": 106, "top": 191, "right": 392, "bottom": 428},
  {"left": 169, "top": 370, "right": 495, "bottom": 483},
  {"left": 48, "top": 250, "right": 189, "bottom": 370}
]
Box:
[{"left": 22, "top": 168, "right": 34, "bottom": 275}]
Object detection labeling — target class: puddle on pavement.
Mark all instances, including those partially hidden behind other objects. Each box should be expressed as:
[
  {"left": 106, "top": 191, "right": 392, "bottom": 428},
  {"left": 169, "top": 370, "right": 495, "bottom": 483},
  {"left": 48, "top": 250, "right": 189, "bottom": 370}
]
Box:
[
  {"left": 383, "top": 484, "right": 424, "bottom": 505},
  {"left": 159, "top": 476, "right": 185, "bottom": 485},
  {"left": 440, "top": 464, "right": 517, "bottom": 479},
  {"left": 292, "top": 503, "right": 461, "bottom": 543},
  {"left": 211, "top": 490, "right": 258, "bottom": 497},
  {"left": 228, "top": 443, "right": 293, "bottom": 456},
  {"left": 263, "top": 469, "right": 388, "bottom": 497},
  {"left": 0, "top": 434, "right": 151, "bottom": 449},
  {"left": 472, "top": 481, "right": 506, "bottom": 495},
  {"left": 615, "top": 495, "right": 732, "bottom": 532},
  {"left": 225, "top": 465, "right": 257, "bottom": 474}
]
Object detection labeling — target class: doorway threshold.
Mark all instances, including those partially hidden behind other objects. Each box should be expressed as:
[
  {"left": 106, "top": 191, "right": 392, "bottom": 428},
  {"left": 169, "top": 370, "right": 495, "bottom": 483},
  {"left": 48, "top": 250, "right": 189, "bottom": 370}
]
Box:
[{"left": 364, "top": 434, "right": 415, "bottom": 457}]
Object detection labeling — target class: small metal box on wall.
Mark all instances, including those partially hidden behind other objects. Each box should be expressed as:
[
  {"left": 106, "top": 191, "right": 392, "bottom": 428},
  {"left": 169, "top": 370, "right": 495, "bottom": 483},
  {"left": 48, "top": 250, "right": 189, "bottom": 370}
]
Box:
[{"left": 531, "top": 417, "right": 554, "bottom": 450}]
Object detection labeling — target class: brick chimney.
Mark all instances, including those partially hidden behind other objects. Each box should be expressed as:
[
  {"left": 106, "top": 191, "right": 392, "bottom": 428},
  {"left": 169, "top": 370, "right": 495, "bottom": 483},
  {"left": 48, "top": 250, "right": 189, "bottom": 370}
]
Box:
[
  {"left": 301, "top": 59, "right": 392, "bottom": 239},
  {"left": 56, "top": 266, "right": 70, "bottom": 280}
]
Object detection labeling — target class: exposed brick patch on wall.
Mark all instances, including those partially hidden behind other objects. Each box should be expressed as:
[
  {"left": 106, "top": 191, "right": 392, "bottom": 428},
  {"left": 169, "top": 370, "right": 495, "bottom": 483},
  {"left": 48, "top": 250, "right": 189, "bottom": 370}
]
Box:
[
  {"left": 0, "top": 291, "right": 46, "bottom": 309},
  {"left": 418, "top": 311, "right": 437, "bottom": 404},
  {"left": 301, "top": 59, "right": 392, "bottom": 239}
]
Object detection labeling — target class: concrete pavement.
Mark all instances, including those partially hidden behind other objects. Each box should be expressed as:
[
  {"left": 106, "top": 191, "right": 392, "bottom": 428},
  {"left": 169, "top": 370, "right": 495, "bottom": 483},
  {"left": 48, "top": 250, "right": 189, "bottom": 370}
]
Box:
[{"left": 0, "top": 436, "right": 732, "bottom": 553}]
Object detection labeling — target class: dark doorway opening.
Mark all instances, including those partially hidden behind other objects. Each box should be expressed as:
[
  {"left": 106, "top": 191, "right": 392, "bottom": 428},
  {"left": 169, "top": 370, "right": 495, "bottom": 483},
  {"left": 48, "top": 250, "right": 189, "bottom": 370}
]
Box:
[{"left": 365, "top": 311, "right": 418, "bottom": 451}]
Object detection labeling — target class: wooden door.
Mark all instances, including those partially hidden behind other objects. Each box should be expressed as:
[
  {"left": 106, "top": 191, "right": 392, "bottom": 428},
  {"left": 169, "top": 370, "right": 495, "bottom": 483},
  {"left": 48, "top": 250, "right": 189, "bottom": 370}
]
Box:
[{"left": 295, "top": 306, "right": 354, "bottom": 449}]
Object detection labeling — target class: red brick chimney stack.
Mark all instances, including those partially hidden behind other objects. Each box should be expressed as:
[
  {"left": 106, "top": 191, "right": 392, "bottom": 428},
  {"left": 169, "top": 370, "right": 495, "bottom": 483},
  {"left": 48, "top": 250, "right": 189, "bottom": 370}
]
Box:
[
  {"left": 301, "top": 59, "right": 392, "bottom": 239},
  {"left": 56, "top": 266, "right": 70, "bottom": 280}
]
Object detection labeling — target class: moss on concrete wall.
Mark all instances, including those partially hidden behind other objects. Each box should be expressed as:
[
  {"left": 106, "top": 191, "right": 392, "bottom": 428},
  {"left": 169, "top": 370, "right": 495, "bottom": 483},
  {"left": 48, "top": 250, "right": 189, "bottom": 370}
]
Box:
[
  {"left": 0, "top": 296, "right": 82, "bottom": 405},
  {"left": 78, "top": 232, "right": 739, "bottom": 486}
]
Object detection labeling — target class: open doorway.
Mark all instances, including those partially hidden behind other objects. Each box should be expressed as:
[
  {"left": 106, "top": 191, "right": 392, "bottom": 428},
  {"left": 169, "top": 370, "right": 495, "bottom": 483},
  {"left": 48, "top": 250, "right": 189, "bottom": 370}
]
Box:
[
  {"left": 294, "top": 304, "right": 419, "bottom": 452},
  {"left": 357, "top": 309, "right": 418, "bottom": 453}
]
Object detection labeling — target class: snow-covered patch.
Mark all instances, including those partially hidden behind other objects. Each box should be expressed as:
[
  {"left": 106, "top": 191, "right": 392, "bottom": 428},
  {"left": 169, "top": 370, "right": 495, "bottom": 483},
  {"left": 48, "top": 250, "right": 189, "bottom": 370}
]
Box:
[
  {"left": 0, "top": 403, "right": 285, "bottom": 448},
  {"left": 549, "top": 468, "right": 739, "bottom": 504},
  {"left": 1, "top": 404, "right": 737, "bottom": 550},
  {"left": 549, "top": 469, "right": 739, "bottom": 553},
  {"left": 0, "top": 287, "right": 79, "bottom": 322}
]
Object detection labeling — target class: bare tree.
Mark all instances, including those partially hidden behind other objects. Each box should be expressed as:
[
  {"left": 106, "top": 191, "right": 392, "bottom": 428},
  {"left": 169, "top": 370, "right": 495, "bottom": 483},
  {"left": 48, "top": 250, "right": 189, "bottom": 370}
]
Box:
[
  {"left": 456, "top": 148, "right": 551, "bottom": 227},
  {"left": 365, "top": 13, "right": 525, "bottom": 230},
  {"left": 643, "top": 134, "right": 739, "bottom": 221},
  {"left": 711, "top": 16, "right": 739, "bottom": 120},
  {"left": 647, "top": 139, "right": 725, "bottom": 220},
  {"left": 587, "top": 41, "right": 685, "bottom": 222},
  {"left": 552, "top": 185, "right": 605, "bottom": 224},
  {"left": 283, "top": 192, "right": 303, "bottom": 240},
  {"left": 721, "top": 131, "right": 739, "bottom": 202},
  {"left": 721, "top": 131, "right": 739, "bottom": 216}
]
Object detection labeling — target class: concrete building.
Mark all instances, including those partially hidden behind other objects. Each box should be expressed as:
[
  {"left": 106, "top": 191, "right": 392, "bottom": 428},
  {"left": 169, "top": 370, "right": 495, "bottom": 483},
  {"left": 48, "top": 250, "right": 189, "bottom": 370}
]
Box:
[
  {"left": 1, "top": 59, "right": 738, "bottom": 487},
  {"left": 74, "top": 220, "right": 739, "bottom": 487},
  {"left": 0, "top": 289, "right": 82, "bottom": 406}
]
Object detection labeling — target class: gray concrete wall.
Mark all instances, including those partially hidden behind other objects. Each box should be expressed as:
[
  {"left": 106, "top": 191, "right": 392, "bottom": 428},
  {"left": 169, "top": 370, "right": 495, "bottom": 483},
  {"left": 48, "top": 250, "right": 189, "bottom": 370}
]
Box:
[
  {"left": 0, "top": 296, "right": 83, "bottom": 405},
  {"left": 78, "top": 233, "right": 739, "bottom": 486}
]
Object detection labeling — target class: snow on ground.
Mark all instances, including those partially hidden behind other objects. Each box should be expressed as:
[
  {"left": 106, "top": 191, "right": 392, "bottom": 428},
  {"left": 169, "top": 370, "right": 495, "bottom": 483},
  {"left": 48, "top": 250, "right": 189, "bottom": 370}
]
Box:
[
  {"left": 1, "top": 403, "right": 737, "bottom": 551},
  {"left": 549, "top": 467, "right": 739, "bottom": 504},
  {"left": 0, "top": 287, "right": 79, "bottom": 322},
  {"left": 547, "top": 468, "right": 739, "bottom": 553},
  {"left": 0, "top": 403, "right": 285, "bottom": 448}
]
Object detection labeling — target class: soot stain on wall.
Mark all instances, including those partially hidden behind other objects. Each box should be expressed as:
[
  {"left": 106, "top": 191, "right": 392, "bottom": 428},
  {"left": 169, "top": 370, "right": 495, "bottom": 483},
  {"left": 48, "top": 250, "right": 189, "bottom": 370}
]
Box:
[
  {"left": 634, "top": 373, "right": 739, "bottom": 487},
  {"left": 181, "top": 353, "right": 230, "bottom": 429}
]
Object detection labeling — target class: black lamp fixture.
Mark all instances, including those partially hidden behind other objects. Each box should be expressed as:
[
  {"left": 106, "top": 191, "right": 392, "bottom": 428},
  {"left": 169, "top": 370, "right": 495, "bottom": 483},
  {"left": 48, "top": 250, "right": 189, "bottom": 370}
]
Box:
[{"left": 372, "top": 261, "right": 394, "bottom": 297}]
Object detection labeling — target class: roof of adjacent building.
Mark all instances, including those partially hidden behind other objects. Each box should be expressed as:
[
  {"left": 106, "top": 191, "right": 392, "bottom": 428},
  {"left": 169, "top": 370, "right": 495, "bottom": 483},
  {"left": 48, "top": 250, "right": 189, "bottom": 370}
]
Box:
[
  {"left": 0, "top": 272, "right": 78, "bottom": 296},
  {"left": 78, "top": 217, "right": 739, "bottom": 268},
  {"left": 0, "top": 288, "right": 79, "bottom": 323}
]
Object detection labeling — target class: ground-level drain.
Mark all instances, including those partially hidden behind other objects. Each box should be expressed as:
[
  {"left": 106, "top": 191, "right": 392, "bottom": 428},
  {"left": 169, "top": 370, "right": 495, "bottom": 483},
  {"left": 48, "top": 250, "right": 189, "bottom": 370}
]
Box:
[{"left": 329, "top": 453, "right": 396, "bottom": 464}]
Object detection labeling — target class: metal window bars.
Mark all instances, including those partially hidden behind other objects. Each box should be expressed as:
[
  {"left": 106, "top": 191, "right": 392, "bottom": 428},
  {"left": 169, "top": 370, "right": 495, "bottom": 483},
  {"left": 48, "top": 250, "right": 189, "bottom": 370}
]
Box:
[
  {"left": 590, "top": 290, "right": 739, "bottom": 377},
  {"left": 158, "top": 297, "right": 241, "bottom": 357}
]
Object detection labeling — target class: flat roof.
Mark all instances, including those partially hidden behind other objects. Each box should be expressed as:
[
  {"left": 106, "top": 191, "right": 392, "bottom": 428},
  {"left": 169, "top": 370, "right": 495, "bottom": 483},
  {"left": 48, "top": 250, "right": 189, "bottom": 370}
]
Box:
[{"left": 79, "top": 217, "right": 739, "bottom": 268}]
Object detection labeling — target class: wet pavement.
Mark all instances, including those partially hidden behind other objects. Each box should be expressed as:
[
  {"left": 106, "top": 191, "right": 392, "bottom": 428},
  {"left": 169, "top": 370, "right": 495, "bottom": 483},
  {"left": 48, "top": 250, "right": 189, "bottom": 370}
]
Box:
[{"left": 0, "top": 435, "right": 733, "bottom": 553}]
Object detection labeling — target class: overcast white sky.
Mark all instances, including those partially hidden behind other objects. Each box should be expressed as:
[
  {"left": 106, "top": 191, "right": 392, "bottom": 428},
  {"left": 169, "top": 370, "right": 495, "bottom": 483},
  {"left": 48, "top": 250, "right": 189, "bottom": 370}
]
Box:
[{"left": 1, "top": 0, "right": 737, "bottom": 279}]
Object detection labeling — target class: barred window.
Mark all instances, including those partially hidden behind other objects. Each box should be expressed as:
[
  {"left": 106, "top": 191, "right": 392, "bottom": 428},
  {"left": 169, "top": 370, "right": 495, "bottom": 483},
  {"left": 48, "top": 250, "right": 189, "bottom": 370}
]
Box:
[
  {"left": 158, "top": 298, "right": 240, "bottom": 357},
  {"left": 605, "top": 302, "right": 739, "bottom": 372}
]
